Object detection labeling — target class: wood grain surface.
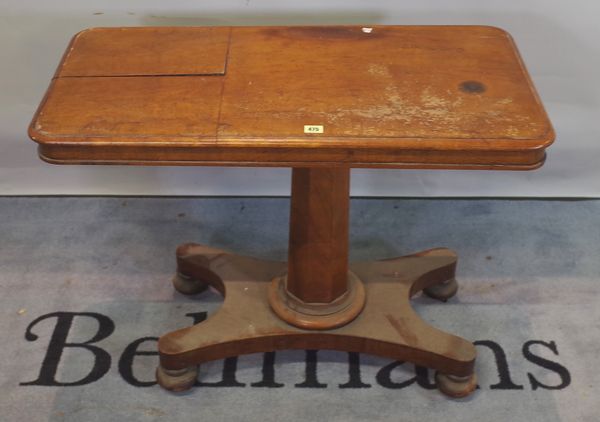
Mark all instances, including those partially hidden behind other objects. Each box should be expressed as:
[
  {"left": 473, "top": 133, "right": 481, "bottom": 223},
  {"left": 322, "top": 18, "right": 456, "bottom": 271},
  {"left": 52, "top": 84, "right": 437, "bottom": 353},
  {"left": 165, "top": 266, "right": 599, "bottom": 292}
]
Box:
[
  {"left": 159, "top": 243, "right": 476, "bottom": 396},
  {"left": 286, "top": 168, "right": 350, "bottom": 303},
  {"left": 29, "top": 25, "right": 554, "bottom": 168},
  {"left": 58, "top": 27, "right": 230, "bottom": 77}
]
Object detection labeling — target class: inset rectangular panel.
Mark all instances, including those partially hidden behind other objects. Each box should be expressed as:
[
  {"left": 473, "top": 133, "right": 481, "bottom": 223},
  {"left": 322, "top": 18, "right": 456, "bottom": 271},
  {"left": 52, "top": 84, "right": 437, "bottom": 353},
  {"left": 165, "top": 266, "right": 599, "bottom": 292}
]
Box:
[
  {"left": 59, "top": 27, "right": 230, "bottom": 77},
  {"left": 33, "top": 76, "right": 223, "bottom": 142},
  {"left": 218, "top": 26, "right": 552, "bottom": 144}
]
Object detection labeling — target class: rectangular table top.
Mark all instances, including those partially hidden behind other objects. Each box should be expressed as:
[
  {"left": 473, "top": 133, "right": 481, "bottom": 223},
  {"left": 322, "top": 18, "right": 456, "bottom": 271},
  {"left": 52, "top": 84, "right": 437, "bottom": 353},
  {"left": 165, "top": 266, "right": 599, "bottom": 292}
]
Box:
[{"left": 29, "top": 26, "right": 554, "bottom": 169}]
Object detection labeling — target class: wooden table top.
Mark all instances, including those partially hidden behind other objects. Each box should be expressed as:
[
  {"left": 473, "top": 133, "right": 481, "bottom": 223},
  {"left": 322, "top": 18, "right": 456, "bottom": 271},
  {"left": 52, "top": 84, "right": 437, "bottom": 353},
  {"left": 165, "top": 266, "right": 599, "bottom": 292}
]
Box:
[{"left": 29, "top": 26, "right": 554, "bottom": 169}]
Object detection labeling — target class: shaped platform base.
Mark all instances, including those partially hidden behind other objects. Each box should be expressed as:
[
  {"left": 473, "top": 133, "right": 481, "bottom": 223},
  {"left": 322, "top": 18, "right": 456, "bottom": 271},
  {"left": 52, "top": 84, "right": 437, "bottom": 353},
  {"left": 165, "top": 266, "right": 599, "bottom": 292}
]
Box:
[{"left": 157, "top": 243, "right": 477, "bottom": 398}]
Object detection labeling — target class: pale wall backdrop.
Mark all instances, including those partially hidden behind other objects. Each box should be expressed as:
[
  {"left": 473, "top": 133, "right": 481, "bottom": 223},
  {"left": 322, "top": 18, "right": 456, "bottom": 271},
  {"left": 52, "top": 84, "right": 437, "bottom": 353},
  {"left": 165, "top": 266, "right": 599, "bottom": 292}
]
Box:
[{"left": 2, "top": 0, "right": 597, "bottom": 196}]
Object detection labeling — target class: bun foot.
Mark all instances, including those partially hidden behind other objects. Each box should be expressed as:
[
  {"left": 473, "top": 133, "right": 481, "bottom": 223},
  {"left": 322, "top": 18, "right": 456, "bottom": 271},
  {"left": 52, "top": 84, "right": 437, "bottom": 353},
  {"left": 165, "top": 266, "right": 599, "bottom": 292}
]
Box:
[
  {"left": 172, "top": 272, "right": 209, "bottom": 295},
  {"left": 435, "top": 372, "right": 477, "bottom": 398},
  {"left": 156, "top": 365, "right": 198, "bottom": 392},
  {"left": 424, "top": 278, "right": 458, "bottom": 302}
]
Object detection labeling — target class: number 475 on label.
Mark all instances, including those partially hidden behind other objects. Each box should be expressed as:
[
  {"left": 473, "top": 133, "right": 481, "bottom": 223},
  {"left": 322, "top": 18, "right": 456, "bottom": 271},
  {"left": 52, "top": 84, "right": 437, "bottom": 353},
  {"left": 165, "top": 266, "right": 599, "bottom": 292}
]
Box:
[{"left": 304, "top": 125, "right": 324, "bottom": 134}]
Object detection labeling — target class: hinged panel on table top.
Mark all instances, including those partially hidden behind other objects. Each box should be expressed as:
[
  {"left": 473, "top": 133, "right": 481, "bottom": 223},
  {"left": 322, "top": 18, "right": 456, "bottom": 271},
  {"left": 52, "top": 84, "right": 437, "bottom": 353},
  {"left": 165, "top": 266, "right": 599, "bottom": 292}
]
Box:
[
  {"left": 58, "top": 27, "right": 230, "bottom": 76},
  {"left": 29, "top": 25, "right": 554, "bottom": 169}
]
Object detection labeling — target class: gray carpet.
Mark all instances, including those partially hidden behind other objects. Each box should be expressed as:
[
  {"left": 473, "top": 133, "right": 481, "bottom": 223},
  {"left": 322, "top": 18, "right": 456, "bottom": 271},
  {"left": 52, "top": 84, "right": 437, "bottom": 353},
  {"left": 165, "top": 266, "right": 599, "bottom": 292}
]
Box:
[{"left": 0, "top": 197, "right": 598, "bottom": 421}]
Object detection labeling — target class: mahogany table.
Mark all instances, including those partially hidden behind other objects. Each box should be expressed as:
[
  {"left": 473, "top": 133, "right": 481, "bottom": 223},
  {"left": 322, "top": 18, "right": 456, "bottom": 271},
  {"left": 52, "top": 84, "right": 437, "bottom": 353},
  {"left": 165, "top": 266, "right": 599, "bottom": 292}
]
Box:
[{"left": 29, "top": 25, "right": 554, "bottom": 397}]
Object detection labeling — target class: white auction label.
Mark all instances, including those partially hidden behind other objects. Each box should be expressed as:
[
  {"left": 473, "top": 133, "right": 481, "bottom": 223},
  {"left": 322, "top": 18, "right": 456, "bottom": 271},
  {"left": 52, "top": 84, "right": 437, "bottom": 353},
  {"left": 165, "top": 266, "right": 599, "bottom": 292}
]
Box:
[{"left": 303, "top": 125, "right": 324, "bottom": 134}]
